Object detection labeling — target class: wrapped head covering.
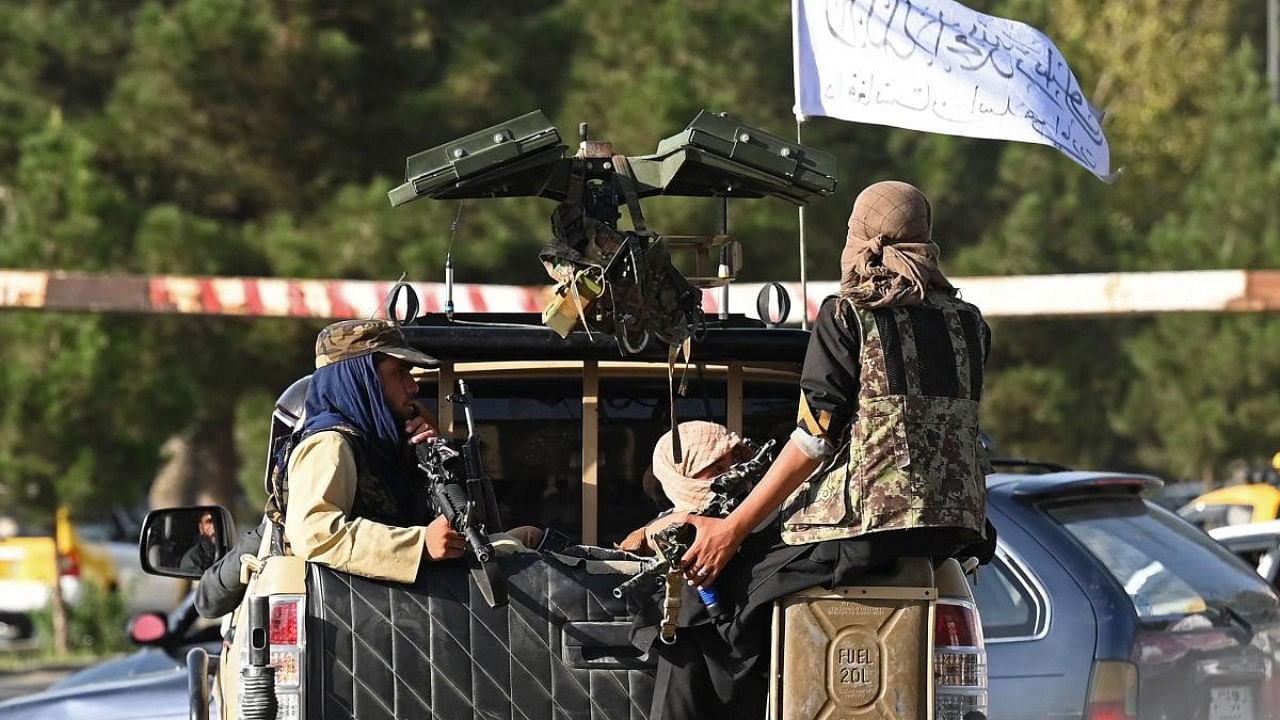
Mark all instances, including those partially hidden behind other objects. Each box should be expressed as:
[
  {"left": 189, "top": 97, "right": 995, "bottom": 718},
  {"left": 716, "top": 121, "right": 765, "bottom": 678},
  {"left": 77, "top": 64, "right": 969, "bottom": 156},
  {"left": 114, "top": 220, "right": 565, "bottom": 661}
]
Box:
[
  {"left": 840, "top": 181, "right": 954, "bottom": 307},
  {"left": 652, "top": 421, "right": 742, "bottom": 513}
]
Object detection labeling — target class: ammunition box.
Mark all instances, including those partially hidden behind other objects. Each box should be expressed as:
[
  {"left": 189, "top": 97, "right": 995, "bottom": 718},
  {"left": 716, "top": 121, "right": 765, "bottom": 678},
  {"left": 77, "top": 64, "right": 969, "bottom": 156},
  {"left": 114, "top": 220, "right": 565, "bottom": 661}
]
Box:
[
  {"left": 631, "top": 110, "right": 837, "bottom": 205},
  {"left": 389, "top": 111, "right": 566, "bottom": 206}
]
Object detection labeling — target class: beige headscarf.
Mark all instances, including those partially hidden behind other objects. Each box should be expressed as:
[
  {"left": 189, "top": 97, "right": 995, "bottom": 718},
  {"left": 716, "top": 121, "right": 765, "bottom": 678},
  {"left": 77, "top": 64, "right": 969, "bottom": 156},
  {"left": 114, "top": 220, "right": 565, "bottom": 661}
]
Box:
[
  {"left": 840, "top": 180, "right": 955, "bottom": 307},
  {"left": 652, "top": 421, "right": 742, "bottom": 513}
]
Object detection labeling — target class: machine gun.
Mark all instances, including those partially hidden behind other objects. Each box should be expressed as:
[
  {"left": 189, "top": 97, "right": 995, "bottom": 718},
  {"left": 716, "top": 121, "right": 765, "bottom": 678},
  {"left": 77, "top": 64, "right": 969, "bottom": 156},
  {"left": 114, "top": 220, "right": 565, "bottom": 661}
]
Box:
[
  {"left": 414, "top": 379, "right": 508, "bottom": 608},
  {"left": 387, "top": 110, "right": 837, "bottom": 355},
  {"left": 613, "top": 438, "right": 777, "bottom": 642},
  {"left": 703, "top": 438, "right": 776, "bottom": 517}
]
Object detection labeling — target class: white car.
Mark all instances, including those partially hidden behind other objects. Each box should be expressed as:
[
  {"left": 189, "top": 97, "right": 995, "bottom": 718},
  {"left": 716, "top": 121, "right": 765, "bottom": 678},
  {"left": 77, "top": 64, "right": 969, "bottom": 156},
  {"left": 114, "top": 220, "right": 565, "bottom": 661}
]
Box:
[
  {"left": 75, "top": 510, "right": 189, "bottom": 615},
  {"left": 1209, "top": 519, "right": 1280, "bottom": 589}
]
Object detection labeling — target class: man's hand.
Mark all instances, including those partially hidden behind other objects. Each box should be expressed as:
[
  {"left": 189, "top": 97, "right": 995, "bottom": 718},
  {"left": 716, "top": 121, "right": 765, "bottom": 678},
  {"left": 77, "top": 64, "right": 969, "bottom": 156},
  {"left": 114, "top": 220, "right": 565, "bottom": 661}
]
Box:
[
  {"left": 424, "top": 515, "right": 465, "bottom": 560},
  {"left": 406, "top": 401, "right": 439, "bottom": 445},
  {"left": 614, "top": 526, "right": 651, "bottom": 554},
  {"left": 643, "top": 512, "right": 690, "bottom": 549},
  {"left": 679, "top": 515, "right": 747, "bottom": 588}
]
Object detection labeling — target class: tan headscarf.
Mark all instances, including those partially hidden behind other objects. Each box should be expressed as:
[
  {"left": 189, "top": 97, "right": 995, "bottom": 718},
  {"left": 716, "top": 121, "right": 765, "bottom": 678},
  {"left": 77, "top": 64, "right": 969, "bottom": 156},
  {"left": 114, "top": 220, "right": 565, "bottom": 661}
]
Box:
[
  {"left": 840, "top": 181, "right": 954, "bottom": 307},
  {"left": 652, "top": 421, "right": 742, "bottom": 513}
]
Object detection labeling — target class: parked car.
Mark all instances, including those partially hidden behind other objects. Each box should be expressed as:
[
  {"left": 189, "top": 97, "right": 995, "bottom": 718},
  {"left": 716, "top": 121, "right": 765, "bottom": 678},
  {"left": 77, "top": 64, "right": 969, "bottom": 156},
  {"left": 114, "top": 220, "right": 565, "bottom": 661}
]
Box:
[
  {"left": 1209, "top": 520, "right": 1280, "bottom": 590},
  {"left": 1180, "top": 483, "right": 1280, "bottom": 531},
  {"left": 0, "top": 590, "right": 221, "bottom": 720},
  {"left": 0, "top": 508, "right": 118, "bottom": 641},
  {"left": 0, "top": 506, "right": 186, "bottom": 647},
  {"left": 977, "top": 466, "right": 1280, "bottom": 720},
  {"left": 74, "top": 507, "right": 189, "bottom": 615}
]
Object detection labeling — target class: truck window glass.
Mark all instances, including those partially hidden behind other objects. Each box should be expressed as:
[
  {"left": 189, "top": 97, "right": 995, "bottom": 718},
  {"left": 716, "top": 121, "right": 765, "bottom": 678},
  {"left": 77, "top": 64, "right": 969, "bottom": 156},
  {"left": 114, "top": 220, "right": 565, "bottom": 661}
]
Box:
[
  {"left": 597, "top": 377, "right": 728, "bottom": 545},
  {"left": 456, "top": 378, "right": 584, "bottom": 541}
]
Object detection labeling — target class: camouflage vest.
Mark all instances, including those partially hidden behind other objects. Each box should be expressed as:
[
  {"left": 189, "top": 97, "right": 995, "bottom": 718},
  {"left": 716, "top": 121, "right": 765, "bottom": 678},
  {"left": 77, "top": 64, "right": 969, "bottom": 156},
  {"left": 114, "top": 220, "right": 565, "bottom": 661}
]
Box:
[
  {"left": 781, "top": 293, "right": 988, "bottom": 545},
  {"left": 266, "top": 427, "right": 414, "bottom": 532}
]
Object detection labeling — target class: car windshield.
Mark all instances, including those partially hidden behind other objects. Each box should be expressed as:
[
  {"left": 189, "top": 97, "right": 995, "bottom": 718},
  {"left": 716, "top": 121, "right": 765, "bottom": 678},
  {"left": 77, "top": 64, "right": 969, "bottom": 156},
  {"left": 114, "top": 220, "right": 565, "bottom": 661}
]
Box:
[{"left": 1045, "top": 497, "right": 1279, "bottom": 627}]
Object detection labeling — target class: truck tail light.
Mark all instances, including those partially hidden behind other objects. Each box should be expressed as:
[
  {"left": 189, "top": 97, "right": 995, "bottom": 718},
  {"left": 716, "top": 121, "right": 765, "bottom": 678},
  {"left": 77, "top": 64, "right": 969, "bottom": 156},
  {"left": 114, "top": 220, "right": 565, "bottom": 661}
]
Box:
[
  {"left": 268, "top": 595, "right": 305, "bottom": 719},
  {"left": 1085, "top": 661, "right": 1138, "bottom": 720},
  {"left": 270, "top": 597, "right": 300, "bottom": 645},
  {"left": 57, "top": 549, "right": 81, "bottom": 578},
  {"left": 934, "top": 598, "right": 988, "bottom": 720}
]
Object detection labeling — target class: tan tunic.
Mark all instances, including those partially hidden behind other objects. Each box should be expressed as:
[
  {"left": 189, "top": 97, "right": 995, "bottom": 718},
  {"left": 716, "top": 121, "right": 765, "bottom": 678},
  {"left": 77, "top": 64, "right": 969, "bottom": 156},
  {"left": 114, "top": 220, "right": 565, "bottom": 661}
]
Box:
[{"left": 284, "top": 431, "right": 427, "bottom": 583}]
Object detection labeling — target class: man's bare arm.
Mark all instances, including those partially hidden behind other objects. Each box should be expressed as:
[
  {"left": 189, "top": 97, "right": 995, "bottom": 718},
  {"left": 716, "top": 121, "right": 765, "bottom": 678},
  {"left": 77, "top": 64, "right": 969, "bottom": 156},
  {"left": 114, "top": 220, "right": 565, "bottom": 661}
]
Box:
[{"left": 680, "top": 439, "right": 820, "bottom": 586}]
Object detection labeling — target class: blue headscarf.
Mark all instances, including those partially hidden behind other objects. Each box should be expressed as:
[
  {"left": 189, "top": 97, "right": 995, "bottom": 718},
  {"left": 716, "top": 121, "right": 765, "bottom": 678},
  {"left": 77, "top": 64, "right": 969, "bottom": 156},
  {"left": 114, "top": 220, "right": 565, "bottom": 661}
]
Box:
[{"left": 297, "top": 353, "right": 412, "bottom": 506}]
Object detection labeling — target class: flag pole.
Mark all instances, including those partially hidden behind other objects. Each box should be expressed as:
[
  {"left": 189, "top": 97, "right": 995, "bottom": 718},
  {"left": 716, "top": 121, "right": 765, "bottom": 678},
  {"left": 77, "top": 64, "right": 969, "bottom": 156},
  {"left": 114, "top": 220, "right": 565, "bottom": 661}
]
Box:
[
  {"left": 792, "top": 0, "right": 810, "bottom": 329},
  {"left": 796, "top": 116, "right": 810, "bottom": 330}
]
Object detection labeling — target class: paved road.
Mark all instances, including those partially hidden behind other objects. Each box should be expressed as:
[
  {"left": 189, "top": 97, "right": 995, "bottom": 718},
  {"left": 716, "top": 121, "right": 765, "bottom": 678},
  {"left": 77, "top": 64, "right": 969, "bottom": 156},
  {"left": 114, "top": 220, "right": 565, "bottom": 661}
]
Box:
[{"left": 0, "top": 667, "right": 75, "bottom": 702}]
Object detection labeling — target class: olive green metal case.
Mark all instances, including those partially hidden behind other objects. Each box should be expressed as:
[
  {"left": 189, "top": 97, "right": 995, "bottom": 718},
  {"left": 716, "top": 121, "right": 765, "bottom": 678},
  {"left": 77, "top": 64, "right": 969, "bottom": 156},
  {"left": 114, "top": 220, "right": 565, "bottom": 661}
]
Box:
[
  {"left": 388, "top": 109, "right": 837, "bottom": 207},
  {"left": 387, "top": 110, "right": 566, "bottom": 206}
]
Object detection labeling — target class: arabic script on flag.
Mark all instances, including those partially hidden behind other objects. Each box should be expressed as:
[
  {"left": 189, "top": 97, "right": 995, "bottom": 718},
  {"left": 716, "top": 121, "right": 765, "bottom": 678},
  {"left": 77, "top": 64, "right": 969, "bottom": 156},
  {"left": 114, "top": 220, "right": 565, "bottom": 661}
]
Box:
[{"left": 794, "top": 0, "right": 1113, "bottom": 180}]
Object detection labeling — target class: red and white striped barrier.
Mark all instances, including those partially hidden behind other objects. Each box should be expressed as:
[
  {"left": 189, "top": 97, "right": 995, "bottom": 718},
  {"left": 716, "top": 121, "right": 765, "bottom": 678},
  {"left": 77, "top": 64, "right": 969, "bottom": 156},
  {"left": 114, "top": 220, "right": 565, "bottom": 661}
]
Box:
[{"left": 3, "top": 269, "right": 1280, "bottom": 321}]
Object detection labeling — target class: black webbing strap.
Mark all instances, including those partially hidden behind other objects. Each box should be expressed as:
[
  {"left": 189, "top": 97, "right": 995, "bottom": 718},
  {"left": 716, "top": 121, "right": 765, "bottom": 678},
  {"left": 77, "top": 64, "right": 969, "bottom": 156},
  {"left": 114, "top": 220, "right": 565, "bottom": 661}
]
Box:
[{"left": 611, "top": 154, "right": 647, "bottom": 232}]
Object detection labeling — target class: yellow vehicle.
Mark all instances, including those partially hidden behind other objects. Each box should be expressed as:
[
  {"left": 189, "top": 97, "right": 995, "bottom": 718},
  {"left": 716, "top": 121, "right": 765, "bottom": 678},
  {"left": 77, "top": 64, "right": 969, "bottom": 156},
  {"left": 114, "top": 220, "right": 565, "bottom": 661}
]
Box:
[
  {"left": 1178, "top": 483, "right": 1280, "bottom": 531},
  {"left": 0, "top": 507, "right": 118, "bottom": 620}
]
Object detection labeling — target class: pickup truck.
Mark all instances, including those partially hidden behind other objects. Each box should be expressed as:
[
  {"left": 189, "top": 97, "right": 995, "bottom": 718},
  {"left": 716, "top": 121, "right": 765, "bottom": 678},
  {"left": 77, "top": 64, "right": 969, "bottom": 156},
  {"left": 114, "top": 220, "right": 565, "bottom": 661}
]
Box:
[{"left": 138, "top": 312, "right": 987, "bottom": 720}]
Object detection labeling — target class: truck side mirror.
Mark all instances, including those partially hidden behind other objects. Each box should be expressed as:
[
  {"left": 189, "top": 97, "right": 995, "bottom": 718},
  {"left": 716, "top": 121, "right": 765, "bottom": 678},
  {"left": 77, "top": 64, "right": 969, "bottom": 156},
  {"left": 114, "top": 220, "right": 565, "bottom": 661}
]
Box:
[{"left": 138, "top": 506, "right": 236, "bottom": 579}]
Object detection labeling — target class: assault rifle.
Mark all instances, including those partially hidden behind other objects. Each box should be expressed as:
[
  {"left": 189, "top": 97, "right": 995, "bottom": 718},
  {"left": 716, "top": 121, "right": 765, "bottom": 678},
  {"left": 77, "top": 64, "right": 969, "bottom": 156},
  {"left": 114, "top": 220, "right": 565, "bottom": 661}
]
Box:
[
  {"left": 414, "top": 379, "right": 508, "bottom": 608},
  {"left": 613, "top": 438, "right": 777, "bottom": 642}
]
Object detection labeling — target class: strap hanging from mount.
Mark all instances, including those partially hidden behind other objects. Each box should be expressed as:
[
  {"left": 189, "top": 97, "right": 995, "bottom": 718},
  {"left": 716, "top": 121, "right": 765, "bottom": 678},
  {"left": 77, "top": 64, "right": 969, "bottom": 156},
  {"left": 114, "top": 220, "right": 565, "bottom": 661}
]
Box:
[
  {"left": 611, "top": 155, "right": 647, "bottom": 233},
  {"left": 667, "top": 343, "right": 683, "bottom": 463}
]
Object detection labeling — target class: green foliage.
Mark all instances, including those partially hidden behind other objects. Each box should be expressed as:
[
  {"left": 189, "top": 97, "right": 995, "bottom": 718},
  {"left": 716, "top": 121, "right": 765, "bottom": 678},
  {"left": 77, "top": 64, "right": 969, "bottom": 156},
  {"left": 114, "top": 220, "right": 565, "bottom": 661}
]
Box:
[
  {"left": 0, "top": 0, "right": 1278, "bottom": 508},
  {"left": 31, "top": 582, "right": 131, "bottom": 655}
]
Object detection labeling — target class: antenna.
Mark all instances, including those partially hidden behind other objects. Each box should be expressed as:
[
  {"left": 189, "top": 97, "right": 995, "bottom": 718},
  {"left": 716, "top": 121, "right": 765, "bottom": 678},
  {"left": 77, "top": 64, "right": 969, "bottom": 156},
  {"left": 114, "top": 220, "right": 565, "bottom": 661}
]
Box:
[
  {"left": 444, "top": 202, "right": 463, "bottom": 320},
  {"left": 718, "top": 190, "right": 731, "bottom": 320}
]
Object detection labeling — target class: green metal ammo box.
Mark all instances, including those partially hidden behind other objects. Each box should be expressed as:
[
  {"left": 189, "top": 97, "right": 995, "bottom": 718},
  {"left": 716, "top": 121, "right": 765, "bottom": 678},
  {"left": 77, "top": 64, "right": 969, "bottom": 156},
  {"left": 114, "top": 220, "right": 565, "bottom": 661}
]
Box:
[
  {"left": 387, "top": 111, "right": 566, "bottom": 206},
  {"left": 629, "top": 110, "right": 837, "bottom": 205}
]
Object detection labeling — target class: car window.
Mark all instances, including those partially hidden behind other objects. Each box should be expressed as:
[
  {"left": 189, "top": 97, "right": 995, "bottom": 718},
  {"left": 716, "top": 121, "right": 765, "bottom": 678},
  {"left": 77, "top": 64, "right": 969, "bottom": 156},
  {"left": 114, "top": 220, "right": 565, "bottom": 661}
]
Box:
[
  {"left": 969, "top": 555, "right": 1041, "bottom": 640},
  {"left": 1260, "top": 551, "right": 1280, "bottom": 589},
  {"left": 1046, "top": 498, "right": 1280, "bottom": 626}
]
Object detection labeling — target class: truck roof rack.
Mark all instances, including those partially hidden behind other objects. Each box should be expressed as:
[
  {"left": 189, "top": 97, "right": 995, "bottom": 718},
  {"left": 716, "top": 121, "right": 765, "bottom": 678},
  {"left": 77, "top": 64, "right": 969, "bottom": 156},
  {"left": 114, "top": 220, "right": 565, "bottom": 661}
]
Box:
[{"left": 401, "top": 313, "right": 809, "bottom": 364}]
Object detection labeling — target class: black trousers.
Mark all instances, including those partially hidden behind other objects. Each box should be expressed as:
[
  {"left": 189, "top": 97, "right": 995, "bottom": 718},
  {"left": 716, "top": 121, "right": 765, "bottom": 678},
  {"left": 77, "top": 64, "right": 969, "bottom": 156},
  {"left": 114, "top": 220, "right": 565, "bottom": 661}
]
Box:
[
  {"left": 644, "top": 526, "right": 985, "bottom": 720},
  {"left": 650, "top": 623, "right": 765, "bottom": 720}
]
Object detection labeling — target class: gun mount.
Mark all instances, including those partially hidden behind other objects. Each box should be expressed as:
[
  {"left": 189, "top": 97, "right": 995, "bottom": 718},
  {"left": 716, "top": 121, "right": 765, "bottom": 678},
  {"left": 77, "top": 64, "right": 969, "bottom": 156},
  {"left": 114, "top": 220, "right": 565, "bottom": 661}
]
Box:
[{"left": 387, "top": 110, "right": 836, "bottom": 207}]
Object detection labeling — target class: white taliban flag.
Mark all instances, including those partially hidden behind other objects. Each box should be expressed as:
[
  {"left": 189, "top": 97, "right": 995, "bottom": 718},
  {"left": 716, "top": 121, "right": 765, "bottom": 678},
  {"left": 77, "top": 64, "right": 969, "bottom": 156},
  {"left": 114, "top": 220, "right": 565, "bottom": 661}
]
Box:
[{"left": 793, "top": 0, "right": 1114, "bottom": 181}]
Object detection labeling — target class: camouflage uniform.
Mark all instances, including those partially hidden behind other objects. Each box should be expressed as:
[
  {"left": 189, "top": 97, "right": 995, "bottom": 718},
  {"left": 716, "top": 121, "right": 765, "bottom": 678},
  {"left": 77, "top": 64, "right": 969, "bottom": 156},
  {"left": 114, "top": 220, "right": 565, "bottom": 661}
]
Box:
[
  {"left": 313, "top": 318, "right": 438, "bottom": 370},
  {"left": 781, "top": 293, "right": 991, "bottom": 545}
]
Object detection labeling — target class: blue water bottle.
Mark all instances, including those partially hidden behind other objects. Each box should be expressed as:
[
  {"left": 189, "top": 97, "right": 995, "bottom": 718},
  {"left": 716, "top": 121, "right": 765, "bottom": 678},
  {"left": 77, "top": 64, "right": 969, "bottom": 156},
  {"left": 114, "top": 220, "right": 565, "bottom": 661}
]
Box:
[{"left": 698, "top": 585, "right": 725, "bottom": 620}]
